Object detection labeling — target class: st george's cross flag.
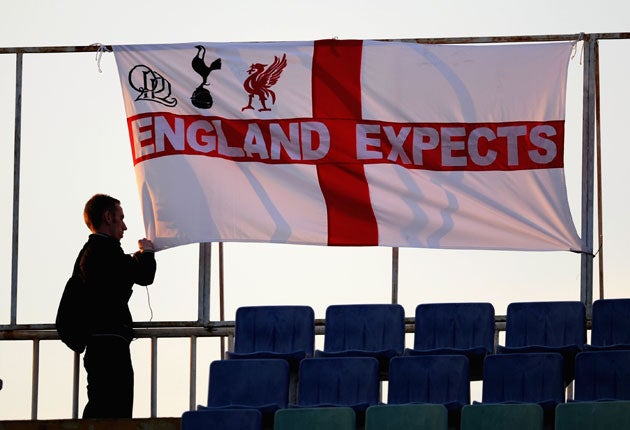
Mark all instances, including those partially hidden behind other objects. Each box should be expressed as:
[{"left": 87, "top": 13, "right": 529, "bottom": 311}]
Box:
[{"left": 113, "top": 40, "right": 584, "bottom": 252}]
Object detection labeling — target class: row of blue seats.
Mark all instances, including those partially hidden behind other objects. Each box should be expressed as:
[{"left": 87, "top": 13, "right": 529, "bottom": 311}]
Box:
[
  {"left": 229, "top": 299, "right": 630, "bottom": 381},
  {"left": 183, "top": 350, "right": 630, "bottom": 430},
  {"left": 185, "top": 402, "right": 630, "bottom": 430}
]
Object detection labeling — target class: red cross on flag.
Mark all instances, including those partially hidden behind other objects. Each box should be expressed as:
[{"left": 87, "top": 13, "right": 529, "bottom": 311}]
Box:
[{"left": 113, "top": 40, "right": 583, "bottom": 252}]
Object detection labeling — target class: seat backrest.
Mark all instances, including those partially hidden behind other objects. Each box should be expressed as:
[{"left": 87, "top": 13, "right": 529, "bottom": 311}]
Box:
[
  {"left": 388, "top": 355, "right": 470, "bottom": 406},
  {"left": 297, "top": 357, "right": 380, "bottom": 407},
  {"left": 482, "top": 353, "right": 564, "bottom": 404},
  {"left": 461, "top": 404, "right": 544, "bottom": 430},
  {"left": 574, "top": 350, "right": 630, "bottom": 401},
  {"left": 414, "top": 303, "right": 495, "bottom": 352},
  {"left": 555, "top": 401, "right": 630, "bottom": 430},
  {"left": 590, "top": 299, "right": 630, "bottom": 347},
  {"left": 207, "top": 359, "right": 289, "bottom": 408},
  {"left": 182, "top": 409, "right": 262, "bottom": 430},
  {"left": 505, "top": 301, "right": 585, "bottom": 348},
  {"left": 274, "top": 407, "right": 356, "bottom": 430},
  {"left": 234, "top": 305, "right": 315, "bottom": 355},
  {"left": 366, "top": 404, "right": 448, "bottom": 430},
  {"left": 323, "top": 304, "right": 405, "bottom": 354}
]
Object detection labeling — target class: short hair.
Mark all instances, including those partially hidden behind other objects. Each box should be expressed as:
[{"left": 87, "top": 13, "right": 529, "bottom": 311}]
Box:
[{"left": 84, "top": 194, "right": 120, "bottom": 232}]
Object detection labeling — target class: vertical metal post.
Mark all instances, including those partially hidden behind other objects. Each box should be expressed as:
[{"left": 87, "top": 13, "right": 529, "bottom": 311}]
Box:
[
  {"left": 580, "top": 36, "right": 596, "bottom": 317},
  {"left": 31, "top": 339, "right": 39, "bottom": 420},
  {"left": 594, "top": 41, "right": 604, "bottom": 299},
  {"left": 72, "top": 351, "right": 80, "bottom": 418},
  {"left": 227, "top": 333, "right": 234, "bottom": 354},
  {"left": 10, "top": 52, "right": 23, "bottom": 327},
  {"left": 219, "top": 242, "right": 225, "bottom": 358},
  {"left": 150, "top": 337, "right": 158, "bottom": 417},
  {"left": 197, "top": 243, "right": 212, "bottom": 324},
  {"left": 493, "top": 328, "right": 499, "bottom": 354},
  {"left": 391, "top": 247, "right": 399, "bottom": 304},
  {"left": 566, "top": 381, "right": 574, "bottom": 401},
  {"left": 189, "top": 336, "right": 197, "bottom": 411}
]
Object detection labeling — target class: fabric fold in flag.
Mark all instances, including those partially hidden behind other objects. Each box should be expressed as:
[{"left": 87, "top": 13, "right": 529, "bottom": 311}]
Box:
[{"left": 113, "top": 39, "right": 583, "bottom": 252}]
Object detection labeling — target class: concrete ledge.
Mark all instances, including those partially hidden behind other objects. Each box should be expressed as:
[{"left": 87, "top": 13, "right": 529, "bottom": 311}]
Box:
[{"left": 0, "top": 418, "right": 180, "bottom": 430}]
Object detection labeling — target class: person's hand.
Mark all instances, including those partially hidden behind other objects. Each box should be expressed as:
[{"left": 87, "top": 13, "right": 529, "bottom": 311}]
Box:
[{"left": 138, "top": 238, "right": 155, "bottom": 252}]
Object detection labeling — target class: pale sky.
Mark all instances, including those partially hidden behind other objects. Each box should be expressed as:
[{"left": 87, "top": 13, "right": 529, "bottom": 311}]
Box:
[{"left": 0, "top": 0, "right": 629, "bottom": 420}]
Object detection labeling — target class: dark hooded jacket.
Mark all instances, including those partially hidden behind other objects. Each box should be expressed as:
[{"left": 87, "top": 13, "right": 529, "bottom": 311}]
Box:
[{"left": 78, "top": 233, "right": 156, "bottom": 341}]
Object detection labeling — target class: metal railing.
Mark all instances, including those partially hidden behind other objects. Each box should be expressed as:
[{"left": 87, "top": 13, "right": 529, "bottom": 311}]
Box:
[
  {"left": 0, "top": 315, "right": 513, "bottom": 419},
  {"left": 0, "top": 320, "right": 233, "bottom": 419}
]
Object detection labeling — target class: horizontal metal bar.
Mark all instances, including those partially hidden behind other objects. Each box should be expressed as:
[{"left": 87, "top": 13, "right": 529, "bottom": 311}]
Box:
[
  {"left": 0, "top": 320, "right": 230, "bottom": 331},
  {"left": 0, "top": 32, "right": 629, "bottom": 55},
  {"left": 0, "top": 45, "right": 113, "bottom": 54},
  {"left": 0, "top": 314, "right": 585, "bottom": 342},
  {"left": 387, "top": 32, "right": 630, "bottom": 44},
  {"left": 0, "top": 321, "right": 236, "bottom": 341},
  {"left": 0, "top": 327, "right": 226, "bottom": 341}
]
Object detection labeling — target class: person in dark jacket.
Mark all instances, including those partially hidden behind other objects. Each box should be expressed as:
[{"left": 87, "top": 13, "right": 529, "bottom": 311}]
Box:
[{"left": 79, "top": 193, "right": 156, "bottom": 419}]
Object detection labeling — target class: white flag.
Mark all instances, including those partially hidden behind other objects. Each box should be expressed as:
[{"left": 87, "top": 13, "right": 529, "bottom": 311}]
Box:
[{"left": 113, "top": 40, "right": 583, "bottom": 252}]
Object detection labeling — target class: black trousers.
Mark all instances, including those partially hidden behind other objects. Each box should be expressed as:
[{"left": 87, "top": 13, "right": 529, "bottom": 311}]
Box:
[{"left": 82, "top": 335, "right": 134, "bottom": 419}]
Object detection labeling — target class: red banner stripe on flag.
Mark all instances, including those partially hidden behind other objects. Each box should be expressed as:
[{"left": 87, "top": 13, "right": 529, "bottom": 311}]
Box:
[
  {"left": 312, "top": 40, "right": 379, "bottom": 246},
  {"left": 312, "top": 40, "right": 363, "bottom": 119}
]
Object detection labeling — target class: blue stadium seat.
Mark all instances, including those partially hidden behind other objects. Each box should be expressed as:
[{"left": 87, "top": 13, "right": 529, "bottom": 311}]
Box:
[
  {"left": 182, "top": 409, "right": 262, "bottom": 430},
  {"left": 228, "top": 305, "right": 315, "bottom": 370},
  {"left": 587, "top": 298, "right": 630, "bottom": 350},
  {"left": 574, "top": 350, "right": 630, "bottom": 401},
  {"left": 555, "top": 401, "right": 630, "bottom": 429},
  {"left": 405, "top": 302, "right": 495, "bottom": 380},
  {"left": 481, "top": 353, "right": 564, "bottom": 427},
  {"left": 295, "top": 357, "right": 380, "bottom": 425},
  {"left": 315, "top": 304, "right": 405, "bottom": 375},
  {"left": 498, "top": 301, "right": 585, "bottom": 384},
  {"left": 198, "top": 359, "right": 289, "bottom": 428},
  {"left": 366, "top": 404, "right": 448, "bottom": 430},
  {"left": 274, "top": 407, "right": 356, "bottom": 430},
  {"left": 461, "top": 404, "right": 544, "bottom": 430},
  {"left": 388, "top": 355, "right": 469, "bottom": 428}
]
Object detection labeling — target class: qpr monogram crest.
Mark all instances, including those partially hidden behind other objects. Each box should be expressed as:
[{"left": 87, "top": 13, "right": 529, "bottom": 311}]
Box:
[{"left": 128, "top": 65, "right": 177, "bottom": 107}]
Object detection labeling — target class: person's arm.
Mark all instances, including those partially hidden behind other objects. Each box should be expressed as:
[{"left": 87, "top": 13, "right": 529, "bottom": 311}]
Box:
[{"left": 131, "top": 238, "right": 157, "bottom": 286}]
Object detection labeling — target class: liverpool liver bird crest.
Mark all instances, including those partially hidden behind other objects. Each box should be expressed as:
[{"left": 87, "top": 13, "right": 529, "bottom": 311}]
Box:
[{"left": 242, "top": 53, "right": 287, "bottom": 112}]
